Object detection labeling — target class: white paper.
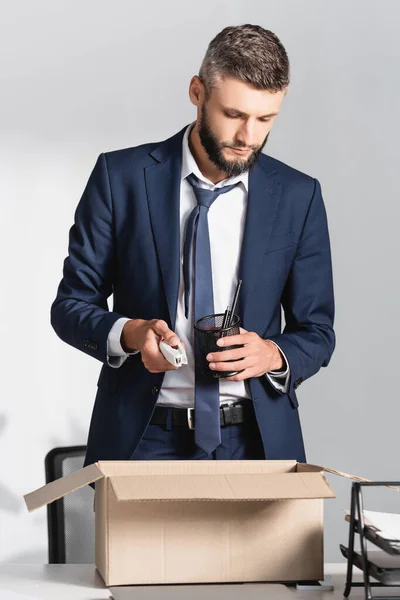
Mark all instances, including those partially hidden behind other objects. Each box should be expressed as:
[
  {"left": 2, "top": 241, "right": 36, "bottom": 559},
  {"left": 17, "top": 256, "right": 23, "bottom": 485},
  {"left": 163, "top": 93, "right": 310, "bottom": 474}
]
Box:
[{"left": 361, "top": 510, "right": 400, "bottom": 541}]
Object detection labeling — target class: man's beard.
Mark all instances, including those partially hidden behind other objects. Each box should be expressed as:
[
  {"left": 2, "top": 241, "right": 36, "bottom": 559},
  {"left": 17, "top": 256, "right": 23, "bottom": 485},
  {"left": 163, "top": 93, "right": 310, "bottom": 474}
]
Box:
[{"left": 197, "top": 103, "right": 269, "bottom": 178}]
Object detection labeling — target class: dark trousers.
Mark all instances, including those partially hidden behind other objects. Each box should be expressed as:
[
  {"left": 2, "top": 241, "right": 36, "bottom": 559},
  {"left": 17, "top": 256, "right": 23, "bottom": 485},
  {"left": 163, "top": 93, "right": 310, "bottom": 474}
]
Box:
[{"left": 130, "top": 403, "right": 266, "bottom": 461}]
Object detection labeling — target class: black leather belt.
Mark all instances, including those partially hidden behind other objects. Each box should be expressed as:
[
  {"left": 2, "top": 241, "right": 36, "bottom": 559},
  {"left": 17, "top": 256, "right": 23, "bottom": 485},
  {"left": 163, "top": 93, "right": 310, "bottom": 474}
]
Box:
[{"left": 150, "top": 401, "right": 253, "bottom": 430}]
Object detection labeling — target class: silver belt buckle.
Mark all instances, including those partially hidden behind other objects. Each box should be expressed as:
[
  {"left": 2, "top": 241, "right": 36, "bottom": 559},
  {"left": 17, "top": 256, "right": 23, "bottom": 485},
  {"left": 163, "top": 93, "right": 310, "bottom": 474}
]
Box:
[{"left": 187, "top": 408, "right": 195, "bottom": 430}]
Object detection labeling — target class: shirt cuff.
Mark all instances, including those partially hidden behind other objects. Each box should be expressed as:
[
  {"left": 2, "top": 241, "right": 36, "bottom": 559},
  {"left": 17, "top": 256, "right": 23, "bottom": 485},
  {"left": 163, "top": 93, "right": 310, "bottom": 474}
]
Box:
[
  {"left": 266, "top": 340, "right": 289, "bottom": 376},
  {"left": 265, "top": 340, "right": 290, "bottom": 394},
  {"left": 107, "top": 317, "right": 139, "bottom": 368}
]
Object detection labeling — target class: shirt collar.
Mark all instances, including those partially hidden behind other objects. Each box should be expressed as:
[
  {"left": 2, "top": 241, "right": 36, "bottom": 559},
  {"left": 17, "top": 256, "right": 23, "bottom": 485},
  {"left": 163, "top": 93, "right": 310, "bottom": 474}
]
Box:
[{"left": 181, "top": 123, "right": 249, "bottom": 192}]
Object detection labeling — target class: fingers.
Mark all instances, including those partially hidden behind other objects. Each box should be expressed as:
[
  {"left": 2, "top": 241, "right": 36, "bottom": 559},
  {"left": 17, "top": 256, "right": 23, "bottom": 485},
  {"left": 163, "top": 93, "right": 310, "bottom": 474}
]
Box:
[
  {"left": 143, "top": 354, "right": 179, "bottom": 373},
  {"left": 206, "top": 348, "right": 246, "bottom": 362},
  {"left": 208, "top": 358, "right": 251, "bottom": 373},
  {"left": 144, "top": 365, "right": 178, "bottom": 373},
  {"left": 216, "top": 331, "right": 256, "bottom": 349},
  {"left": 224, "top": 370, "right": 249, "bottom": 381},
  {"left": 151, "top": 319, "right": 179, "bottom": 347},
  {"left": 141, "top": 319, "right": 183, "bottom": 373}
]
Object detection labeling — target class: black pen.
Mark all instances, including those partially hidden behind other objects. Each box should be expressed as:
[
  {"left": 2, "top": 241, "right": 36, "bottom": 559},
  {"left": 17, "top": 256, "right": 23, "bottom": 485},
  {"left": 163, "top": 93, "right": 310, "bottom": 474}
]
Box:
[
  {"left": 227, "top": 279, "right": 242, "bottom": 327},
  {"left": 221, "top": 305, "right": 230, "bottom": 331}
]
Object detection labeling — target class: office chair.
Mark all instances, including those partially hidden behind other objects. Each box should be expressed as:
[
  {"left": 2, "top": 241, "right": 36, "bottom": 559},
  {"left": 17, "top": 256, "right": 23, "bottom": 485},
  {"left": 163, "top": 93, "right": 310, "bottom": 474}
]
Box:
[{"left": 45, "top": 445, "right": 95, "bottom": 563}]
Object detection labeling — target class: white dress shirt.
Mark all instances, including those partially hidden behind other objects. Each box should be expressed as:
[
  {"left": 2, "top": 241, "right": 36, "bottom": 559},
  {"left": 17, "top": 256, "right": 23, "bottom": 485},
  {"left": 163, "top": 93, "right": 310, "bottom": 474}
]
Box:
[{"left": 106, "top": 123, "right": 290, "bottom": 407}]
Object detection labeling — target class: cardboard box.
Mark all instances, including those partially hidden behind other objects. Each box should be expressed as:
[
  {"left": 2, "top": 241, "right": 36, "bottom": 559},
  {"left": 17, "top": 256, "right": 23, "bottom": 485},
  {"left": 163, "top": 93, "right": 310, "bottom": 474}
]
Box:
[{"left": 24, "top": 460, "right": 336, "bottom": 586}]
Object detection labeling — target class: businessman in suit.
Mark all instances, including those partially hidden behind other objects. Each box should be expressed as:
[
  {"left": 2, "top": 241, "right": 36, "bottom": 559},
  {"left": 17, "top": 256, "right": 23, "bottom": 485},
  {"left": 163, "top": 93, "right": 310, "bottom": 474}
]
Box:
[{"left": 51, "top": 24, "right": 335, "bottom": 467}]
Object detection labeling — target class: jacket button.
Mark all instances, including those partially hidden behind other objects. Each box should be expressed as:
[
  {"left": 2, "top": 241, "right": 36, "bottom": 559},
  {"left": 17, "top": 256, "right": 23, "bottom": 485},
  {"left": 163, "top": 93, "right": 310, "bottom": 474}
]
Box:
[{"left": 151, "top": 386, "right": 159, "bottom": 396}]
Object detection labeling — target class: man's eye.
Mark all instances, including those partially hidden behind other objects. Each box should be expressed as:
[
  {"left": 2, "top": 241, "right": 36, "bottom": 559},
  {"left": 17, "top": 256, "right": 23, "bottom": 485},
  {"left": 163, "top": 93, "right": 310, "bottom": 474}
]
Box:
[{"left": 225, "top": 113, "right": 239, "bottom": 119}]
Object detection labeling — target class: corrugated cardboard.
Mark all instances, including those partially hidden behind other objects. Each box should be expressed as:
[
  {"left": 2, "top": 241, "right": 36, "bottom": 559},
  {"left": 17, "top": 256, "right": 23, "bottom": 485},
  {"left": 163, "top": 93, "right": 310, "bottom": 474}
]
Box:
[{"left": 24, "top": 460, "right": 336, "bottom": 586}]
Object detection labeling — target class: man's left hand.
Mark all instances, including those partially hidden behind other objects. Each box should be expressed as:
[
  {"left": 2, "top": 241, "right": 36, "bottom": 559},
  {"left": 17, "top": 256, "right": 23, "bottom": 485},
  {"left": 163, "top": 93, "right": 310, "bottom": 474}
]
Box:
[{"left": 206, "top": 328, "right": 285, "bottom": 381}]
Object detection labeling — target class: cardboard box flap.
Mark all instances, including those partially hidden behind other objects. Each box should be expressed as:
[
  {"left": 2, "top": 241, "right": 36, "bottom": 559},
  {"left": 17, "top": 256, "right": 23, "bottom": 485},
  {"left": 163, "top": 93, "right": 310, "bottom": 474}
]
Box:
[
  {"left": 97, "top": 459, "right": 298, "bottom": 477},
  {"left": 110, "top": 472, "right": 335, "bottom": 502},
  {"left": 24, "top": 463, "right": 103, "bottom": 512},
  {"left": 307, "top": 464, "right": 400, "bottom": 492},
  {"left": 297, "top": 463, "right": 325, "bottom": 473}
]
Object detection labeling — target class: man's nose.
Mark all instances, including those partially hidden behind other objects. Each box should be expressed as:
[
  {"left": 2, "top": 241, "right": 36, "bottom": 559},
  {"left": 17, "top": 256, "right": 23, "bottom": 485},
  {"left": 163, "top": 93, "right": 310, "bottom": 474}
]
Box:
[{"left": 236, "top": 121, "right": 256, "bottom": 148}]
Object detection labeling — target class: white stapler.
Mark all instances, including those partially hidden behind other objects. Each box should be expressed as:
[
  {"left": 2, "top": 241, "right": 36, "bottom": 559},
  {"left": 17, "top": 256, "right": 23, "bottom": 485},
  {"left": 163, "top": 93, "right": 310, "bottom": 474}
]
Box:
[{"left": 159, "top": 340, "right": 188, "bottom": 368}]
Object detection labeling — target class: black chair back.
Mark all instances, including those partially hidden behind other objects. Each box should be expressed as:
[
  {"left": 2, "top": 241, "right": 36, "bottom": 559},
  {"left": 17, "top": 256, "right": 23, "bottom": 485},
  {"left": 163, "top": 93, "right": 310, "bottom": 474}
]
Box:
[{"left": 45, "top": 446, "right": 95, "bottom": 563}]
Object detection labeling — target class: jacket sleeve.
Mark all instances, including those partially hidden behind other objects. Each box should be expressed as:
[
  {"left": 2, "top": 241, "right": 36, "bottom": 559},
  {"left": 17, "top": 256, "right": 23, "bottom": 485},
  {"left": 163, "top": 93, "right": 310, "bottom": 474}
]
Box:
[
  {"left": 267, "top": 178, "right": 336, "bottom": 404},
  {"left": 50, "top": 153, "right": 126, "bottom": 363}
]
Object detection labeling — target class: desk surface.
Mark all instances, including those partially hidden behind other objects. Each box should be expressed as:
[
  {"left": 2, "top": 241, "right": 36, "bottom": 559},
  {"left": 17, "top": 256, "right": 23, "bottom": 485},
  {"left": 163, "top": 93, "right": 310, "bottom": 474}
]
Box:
[{"left": 0, "top": 563, "right": 387, "bottom": 600}]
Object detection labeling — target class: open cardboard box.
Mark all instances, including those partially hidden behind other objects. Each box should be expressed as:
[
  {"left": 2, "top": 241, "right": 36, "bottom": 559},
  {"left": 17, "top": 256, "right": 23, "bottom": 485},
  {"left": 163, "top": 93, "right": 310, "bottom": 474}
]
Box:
[{"left": 24, "top": 460, "right": 338, "bottom": 586}]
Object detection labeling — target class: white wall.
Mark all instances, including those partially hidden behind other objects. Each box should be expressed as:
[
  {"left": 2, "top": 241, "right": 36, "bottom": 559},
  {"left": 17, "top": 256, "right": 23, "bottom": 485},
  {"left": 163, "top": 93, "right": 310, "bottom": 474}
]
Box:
[{"left": 1, "top": 0, "right": 399, "bottom": 563}]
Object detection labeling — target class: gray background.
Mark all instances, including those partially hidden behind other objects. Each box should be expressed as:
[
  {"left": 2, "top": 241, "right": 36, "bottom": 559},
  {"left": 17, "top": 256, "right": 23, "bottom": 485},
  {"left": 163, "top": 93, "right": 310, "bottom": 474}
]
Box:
[{"left": 0, "top": 0, "right": 399, "bottom": 564}]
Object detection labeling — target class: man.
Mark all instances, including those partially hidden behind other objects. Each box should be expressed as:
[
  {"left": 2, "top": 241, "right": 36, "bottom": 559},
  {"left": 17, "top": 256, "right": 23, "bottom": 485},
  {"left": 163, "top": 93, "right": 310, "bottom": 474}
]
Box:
[{"left": 51, "top": 24, "right": 335, "bottom": 467}]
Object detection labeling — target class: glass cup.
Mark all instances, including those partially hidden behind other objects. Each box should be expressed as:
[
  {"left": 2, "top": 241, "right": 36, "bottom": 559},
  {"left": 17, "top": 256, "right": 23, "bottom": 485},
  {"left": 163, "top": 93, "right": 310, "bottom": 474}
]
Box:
[{"left": 194, "top": 313, "right": 244, "bottom": 378}]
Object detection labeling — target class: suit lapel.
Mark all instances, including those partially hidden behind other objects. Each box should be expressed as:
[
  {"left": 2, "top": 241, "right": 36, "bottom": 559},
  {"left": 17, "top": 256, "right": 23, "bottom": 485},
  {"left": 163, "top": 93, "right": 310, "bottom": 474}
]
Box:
[
  {"left": 238, "top": 158, "right": 282, "bottom": 331},
  {"left": 144, "top": 126, "right": 187, "bottom": 329}
]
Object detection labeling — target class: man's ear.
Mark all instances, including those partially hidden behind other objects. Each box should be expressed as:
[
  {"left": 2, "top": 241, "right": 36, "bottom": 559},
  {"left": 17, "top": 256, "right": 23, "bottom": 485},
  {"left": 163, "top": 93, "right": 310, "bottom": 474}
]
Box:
[{"left": 188, "top": 75, "right": 204, "bottom": 107}]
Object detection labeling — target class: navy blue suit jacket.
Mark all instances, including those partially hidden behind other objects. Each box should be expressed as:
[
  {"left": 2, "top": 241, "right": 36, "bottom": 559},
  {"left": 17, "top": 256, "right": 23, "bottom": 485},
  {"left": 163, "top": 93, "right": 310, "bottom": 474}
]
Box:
[{"left": 51, "top": 125, "right": 335, "bottom": 466}]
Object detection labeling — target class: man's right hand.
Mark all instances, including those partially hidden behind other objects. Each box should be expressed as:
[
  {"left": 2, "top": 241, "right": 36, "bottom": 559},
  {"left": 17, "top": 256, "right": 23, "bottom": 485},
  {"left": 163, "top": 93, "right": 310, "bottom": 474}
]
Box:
[{"left": 121, "top": 319, "right": 183, "bottom": 373}]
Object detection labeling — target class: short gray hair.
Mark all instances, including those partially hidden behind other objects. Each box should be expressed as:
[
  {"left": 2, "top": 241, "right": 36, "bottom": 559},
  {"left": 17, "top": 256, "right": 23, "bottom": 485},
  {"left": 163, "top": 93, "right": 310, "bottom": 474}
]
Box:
[{"left": 199, "top": 24, "right": 290, "bottom": 99}]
